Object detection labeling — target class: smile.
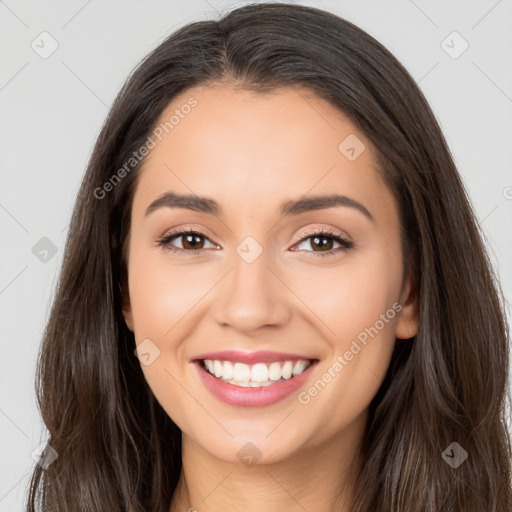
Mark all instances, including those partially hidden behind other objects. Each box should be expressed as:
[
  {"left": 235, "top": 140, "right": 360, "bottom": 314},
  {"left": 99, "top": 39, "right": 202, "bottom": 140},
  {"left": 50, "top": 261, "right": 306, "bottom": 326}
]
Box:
[
  {"left": 201, "top": 359, "right": 312, "bottom": 387},
  {"left": 192, "top": 351, "right": 319, "bottom": 407}
]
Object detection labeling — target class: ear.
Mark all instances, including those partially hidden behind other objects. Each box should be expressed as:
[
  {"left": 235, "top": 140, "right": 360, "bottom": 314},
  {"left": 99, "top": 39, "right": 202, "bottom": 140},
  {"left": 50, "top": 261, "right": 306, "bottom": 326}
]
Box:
[
  {"left": 395, "top": 270, "right": 419, "bottom": 340},
  {"left": 121, "top": 274, "right": 134, "bottom": 332}
]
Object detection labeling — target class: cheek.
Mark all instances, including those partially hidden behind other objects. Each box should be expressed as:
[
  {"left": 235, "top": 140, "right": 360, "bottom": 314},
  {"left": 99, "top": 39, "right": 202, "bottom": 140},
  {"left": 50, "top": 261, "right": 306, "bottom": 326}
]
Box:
[
  {"left": 128, "top": 233, "right": 403, "bottom": 426},
  {"left": 127, "top": 247, "right": 219, "bottom": 392},
  {"left": 127, "top": 249, "right": 208, "bottom": 426},
  {"left": 289, "top": 250, "right": 402, "bottom": 411},
  {"left": 128, "top": 247, "right": 212, "bottom": 339},
  {"left": 288, "top": 249, "right": 402, "bottom": 344}
]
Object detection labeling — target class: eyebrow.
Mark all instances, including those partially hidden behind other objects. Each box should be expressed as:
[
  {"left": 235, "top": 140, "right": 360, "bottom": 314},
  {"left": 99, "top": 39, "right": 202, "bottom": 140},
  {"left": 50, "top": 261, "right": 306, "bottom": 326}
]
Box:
[{"left": 144, "top": 191, "right": 374, "bottom": 222}]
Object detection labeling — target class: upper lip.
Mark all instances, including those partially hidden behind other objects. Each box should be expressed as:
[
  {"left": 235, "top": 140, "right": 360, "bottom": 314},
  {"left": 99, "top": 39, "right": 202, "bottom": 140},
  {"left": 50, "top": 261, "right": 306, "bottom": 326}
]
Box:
[{"left": 192, "top": 350, "right": 318, "bottom": 364}]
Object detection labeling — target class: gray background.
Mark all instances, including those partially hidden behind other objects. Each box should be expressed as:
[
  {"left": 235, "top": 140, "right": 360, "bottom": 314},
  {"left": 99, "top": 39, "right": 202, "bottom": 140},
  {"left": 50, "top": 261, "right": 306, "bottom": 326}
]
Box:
[{"left": 1, "top": 1, "right": 511, "bottom": 510}]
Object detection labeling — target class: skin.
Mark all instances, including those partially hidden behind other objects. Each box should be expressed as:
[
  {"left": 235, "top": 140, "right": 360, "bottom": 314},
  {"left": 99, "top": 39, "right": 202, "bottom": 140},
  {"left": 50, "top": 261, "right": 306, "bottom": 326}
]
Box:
[{"left": 122, "top": 84, "right": 419, "bottom": 512}]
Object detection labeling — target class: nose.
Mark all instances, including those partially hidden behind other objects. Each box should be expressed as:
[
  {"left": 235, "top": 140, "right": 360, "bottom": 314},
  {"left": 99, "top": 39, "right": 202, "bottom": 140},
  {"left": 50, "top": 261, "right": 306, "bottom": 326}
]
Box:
[{"left": 211, "top": 248, "right": 292, "bottom": 334}]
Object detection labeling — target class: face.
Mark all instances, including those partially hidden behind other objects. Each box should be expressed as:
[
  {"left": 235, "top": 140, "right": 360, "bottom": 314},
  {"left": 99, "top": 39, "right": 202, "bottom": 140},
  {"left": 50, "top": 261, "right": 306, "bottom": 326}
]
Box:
[{"left": 122, "top": 84, "right": 418, "bottom": 465}]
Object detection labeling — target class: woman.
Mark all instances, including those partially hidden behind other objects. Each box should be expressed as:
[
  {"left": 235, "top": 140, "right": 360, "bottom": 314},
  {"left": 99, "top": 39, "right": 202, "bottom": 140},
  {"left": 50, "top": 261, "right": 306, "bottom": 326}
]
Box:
[{"left": 27, "top": 3, "right": 512, "bottom": 511}]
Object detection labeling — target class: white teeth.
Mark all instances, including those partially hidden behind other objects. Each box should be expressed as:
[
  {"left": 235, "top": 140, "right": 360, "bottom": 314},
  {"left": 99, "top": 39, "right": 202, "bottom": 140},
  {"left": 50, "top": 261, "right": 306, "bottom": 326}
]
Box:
[
  {"left": 202, "top": 358, "right": 312, "bottom": 387},
  {"left": 251, "top": 363, "right": 269, "bottom": 383},
  {"left": 223, "top": 361, "right": 234, "bottom": 380},
  {"left": 292, "top": 360, "right": 308, "bottom": 376},
  {"left": 213, "top": 360, "right": 223, "bottom": 378},
  {"left": 268, "top": 362, "right": 282, "bottom": 381},
  {"left": 233, "top": 362, "right": 251, "bottom": 382},
  {"left": 281, "top": 361, "right": 293, "bottom": 380}
]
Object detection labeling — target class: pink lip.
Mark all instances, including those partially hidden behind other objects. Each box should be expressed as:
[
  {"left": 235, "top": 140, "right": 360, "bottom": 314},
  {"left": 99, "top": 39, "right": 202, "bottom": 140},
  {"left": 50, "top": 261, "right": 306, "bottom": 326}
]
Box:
[
  {"left": 193, "top": 359, "right": 319, "bottom": 408},
  {"left": 192, "top": 350, "right": 314, "bottom": 364}
]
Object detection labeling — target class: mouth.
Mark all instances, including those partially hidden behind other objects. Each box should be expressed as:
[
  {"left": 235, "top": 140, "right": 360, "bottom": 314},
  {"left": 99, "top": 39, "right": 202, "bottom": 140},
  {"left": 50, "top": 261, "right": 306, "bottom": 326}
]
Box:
[
  {"left": 199, "top": 358, "right": 316, "bottom": 387},
  {"left": 192, "top": 352, "right": 320, "bottom": 407}
]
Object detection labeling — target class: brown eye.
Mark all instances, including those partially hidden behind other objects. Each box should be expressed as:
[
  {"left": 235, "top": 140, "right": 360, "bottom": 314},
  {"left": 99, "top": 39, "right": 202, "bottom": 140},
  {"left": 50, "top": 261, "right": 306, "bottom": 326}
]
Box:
[
  {"left": 309, "top": 235, "right": 335, "bottom": 252},
  {"left": 180, "top": 233, "right": 206, "bottom": 250},
  {"left": 156, "top": 230, "right": 218, "bottom": 253},
  {"left": 292, "top": 229, "right": 354, "bottom": 258}
]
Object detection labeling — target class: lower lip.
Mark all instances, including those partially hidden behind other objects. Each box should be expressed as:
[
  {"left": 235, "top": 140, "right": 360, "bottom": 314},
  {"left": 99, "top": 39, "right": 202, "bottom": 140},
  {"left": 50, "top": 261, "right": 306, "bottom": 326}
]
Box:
[{"left": 194, "top": 360, "right": 318, "bottom": 407}]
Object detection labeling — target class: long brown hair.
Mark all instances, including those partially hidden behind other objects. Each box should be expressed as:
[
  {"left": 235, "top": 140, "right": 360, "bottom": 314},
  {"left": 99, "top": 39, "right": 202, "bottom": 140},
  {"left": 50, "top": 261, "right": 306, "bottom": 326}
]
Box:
[{"left": 27, "top": 3, "right": 511, "bottom": 511}]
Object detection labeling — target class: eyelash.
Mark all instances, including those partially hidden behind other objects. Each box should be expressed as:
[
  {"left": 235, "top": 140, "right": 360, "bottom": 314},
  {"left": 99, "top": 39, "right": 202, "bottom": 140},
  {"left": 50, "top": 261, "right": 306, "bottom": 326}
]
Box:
[{"left": 155, "top": 228, "right": 354, "bottom": 258}]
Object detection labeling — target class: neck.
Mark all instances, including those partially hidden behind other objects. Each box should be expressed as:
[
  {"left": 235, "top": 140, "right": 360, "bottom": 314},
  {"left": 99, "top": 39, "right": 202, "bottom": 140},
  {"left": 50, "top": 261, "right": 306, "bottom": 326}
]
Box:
[{"left": 169, "top": 412, "right": 366, "bottom": 512}]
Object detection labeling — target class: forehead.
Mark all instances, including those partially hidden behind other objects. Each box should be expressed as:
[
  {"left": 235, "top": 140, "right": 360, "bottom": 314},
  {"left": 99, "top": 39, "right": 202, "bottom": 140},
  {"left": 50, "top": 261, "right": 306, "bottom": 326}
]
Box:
[{"left": 132, "top": 84, "right": 395, "bottom": 224}]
